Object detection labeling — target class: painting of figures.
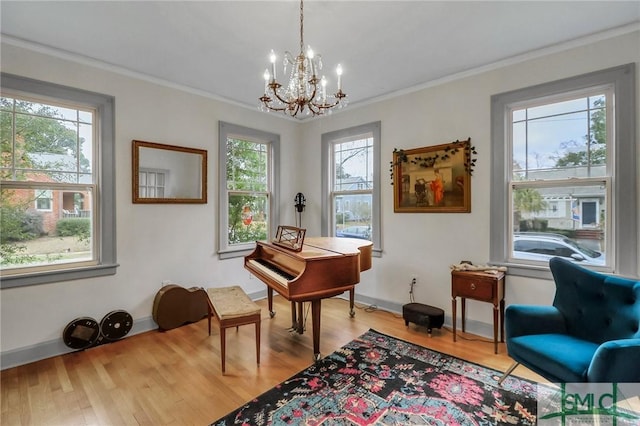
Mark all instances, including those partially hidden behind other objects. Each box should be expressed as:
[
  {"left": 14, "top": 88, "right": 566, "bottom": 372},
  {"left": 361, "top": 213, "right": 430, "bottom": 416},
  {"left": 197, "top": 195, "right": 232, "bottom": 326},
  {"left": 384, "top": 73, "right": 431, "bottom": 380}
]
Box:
[{"left": 393, "top": 139, "right": 471, "bottom": 213}]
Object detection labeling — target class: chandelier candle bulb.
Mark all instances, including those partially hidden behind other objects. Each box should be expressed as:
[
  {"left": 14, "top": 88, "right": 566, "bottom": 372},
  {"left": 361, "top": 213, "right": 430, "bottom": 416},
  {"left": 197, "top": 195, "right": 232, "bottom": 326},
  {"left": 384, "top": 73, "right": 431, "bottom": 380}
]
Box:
[
  {"left": 336, "top": 64, "right": 343, "bottom": 91},
  {"left": 321, "top": 76, "right": 327, "bottom": 103},
  {"left": 307, "top": 46, "right": 315, "bottom": 76},
  {"left": 269, "top": 50, "right": 277, "bottom": 80},
  {"left": 263, "top": 69, "right": 270, "bottom": 92}
]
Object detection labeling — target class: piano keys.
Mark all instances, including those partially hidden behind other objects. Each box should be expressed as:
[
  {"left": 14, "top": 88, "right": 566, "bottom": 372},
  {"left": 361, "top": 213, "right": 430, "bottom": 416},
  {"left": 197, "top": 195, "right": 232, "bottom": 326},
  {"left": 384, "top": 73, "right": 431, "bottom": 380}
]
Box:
[
  {"left": 247, "top": 258, "right": 296, "bottom": 286},
  {"left": 245, "top": 236, "right": 373, "bottom": 359}
]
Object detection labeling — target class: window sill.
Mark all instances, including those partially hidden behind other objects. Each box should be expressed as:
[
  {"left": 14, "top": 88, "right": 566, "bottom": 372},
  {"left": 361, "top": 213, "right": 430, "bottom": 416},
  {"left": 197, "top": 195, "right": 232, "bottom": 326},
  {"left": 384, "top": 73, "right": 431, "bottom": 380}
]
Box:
[
  {"left": 491, "top": 260, "right": 614, "bottom": 280},
  {"left": 218, "top": 248, "right": 254, "bottom": 260},
  {"left": 0, "top": 263, "right": 119, "bottom": 289}
]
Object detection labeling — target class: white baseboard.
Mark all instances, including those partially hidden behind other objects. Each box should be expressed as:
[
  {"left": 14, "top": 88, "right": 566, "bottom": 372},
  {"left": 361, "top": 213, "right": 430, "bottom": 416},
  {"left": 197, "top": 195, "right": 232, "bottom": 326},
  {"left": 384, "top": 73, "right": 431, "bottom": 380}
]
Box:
[
  {"left": 1, "top": 290, "right": 494, "bottom": 370},
  {"left": 343, "top": 293, "right": 496, "bottom": 340},
  {"left": 0, "top": 316, "right": 158, "bottom": 370}
]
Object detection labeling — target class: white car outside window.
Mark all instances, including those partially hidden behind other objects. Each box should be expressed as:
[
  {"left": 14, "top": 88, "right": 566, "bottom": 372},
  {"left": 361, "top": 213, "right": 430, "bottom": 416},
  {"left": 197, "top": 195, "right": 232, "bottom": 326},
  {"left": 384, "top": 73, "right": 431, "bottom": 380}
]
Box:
[{"left": 513, "top": 233, "right": 605, "bottom": 266}]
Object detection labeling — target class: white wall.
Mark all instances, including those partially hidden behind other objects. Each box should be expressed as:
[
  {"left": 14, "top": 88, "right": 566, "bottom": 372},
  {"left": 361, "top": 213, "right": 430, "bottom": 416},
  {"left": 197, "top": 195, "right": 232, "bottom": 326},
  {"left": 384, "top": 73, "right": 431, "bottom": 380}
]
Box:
[
  {"left": 299, "top": 30, "right": 640, "bottom": 330},
  {"left": 0, "top": 42, "right": 302, "bottom": 357},
  {"left": 1, "top": 29, "right": 638, "bottom": 366}
]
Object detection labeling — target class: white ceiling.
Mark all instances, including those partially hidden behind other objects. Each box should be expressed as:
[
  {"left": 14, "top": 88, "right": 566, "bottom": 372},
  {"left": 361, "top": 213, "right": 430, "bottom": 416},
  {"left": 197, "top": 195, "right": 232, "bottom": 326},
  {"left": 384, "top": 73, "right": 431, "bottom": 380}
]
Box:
[{"left": 2, "top": 1, "right": 639, "bottom": 119}]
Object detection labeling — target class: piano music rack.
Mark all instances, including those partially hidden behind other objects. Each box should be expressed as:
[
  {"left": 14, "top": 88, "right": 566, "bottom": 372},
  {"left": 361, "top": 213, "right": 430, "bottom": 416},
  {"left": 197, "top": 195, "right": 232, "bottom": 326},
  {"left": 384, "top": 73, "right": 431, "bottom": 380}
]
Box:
[{"left": 272, "top": 225, "right": 306, "bottom": 252}]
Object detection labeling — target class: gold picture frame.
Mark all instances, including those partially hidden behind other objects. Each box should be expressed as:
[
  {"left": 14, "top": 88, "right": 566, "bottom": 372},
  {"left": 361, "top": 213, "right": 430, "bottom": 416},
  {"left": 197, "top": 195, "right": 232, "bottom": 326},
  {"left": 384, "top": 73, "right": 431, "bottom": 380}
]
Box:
[
  {"left": 392, "top": 139, "right": 472, "bottom": 213},
  {"left": 132, "top": 140, "right": 208, "bottom": 204}
]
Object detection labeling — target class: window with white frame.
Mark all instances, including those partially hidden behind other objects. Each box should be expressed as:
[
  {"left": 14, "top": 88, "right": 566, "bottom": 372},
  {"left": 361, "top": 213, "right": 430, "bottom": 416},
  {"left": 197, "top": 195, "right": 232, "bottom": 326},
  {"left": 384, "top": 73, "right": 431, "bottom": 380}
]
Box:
[
  {"left": 321, "top": 122, "right": 381, "bottom": 256},
  {"left": 35, "top": 190, "right": 53, "bottom": 211},
  {"left": 0, "top": 74, "right": 116, "bottom": 288},
  {"left": 490, "top": 64, "right": 637, "bottom": 278},
  {"left": 218, "top": 122, "right": 279, "bottom": 259},
  {"left": 138, "top": 169, "right": 167, "bottom": 198}
]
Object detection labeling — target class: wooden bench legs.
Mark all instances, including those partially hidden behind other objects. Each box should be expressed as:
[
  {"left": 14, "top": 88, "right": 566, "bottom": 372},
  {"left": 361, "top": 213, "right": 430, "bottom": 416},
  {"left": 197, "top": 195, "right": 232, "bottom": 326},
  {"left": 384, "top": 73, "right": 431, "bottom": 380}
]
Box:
[
  {"left": 214, "top": 313, "right": 261, "bottom": 374},
  {"left": 206, "top": 286, "right": 261, "bottom": 374}
]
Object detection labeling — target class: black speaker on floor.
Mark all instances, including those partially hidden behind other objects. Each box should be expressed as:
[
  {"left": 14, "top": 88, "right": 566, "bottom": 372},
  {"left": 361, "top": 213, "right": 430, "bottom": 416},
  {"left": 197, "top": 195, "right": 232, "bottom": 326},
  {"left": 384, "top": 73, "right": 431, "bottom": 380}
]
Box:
[
  {"left": 63, "top": 310, "right": 133, "bottom": 350},
  {"left": 99, "top": 310, "right": 133, "bottom": 342},
  {"left": 63, "top": 317, "right": 101, "bottom": 350}
]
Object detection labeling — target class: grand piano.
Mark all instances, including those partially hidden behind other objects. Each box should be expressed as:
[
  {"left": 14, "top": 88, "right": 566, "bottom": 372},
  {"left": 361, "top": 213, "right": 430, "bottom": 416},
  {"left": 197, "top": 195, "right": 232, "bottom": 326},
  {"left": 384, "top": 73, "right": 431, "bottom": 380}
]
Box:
[{"left": 245, "top": 233, "right": 373, "bottom": 359}]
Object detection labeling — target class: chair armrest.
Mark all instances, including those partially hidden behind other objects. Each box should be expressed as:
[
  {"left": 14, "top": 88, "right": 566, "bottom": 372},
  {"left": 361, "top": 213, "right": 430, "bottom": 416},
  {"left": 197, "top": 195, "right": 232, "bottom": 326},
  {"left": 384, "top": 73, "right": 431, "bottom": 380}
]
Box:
[
  {"left": 588, "top": 339, "right": 640, "bottom": 383},
  {"left": 505, "top": 304, "right": 566, "bottom": 338}
]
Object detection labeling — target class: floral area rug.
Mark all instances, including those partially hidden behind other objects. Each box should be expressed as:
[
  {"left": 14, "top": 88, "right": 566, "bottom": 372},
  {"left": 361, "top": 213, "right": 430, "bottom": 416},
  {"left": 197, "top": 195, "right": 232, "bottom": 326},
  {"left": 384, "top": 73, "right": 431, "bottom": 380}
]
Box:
[{"left": 211, "top": 329, "right": 541, "bottom": 425}]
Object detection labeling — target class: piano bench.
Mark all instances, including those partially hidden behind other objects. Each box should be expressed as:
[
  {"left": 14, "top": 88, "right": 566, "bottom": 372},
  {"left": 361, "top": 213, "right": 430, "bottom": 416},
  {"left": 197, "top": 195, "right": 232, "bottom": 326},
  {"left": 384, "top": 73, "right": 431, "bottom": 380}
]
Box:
[
  {"left": 402, "top": 303, "right": 445, "bottom": 336},
  {"left": 206, "top": 286, "right": 261, "bottom": 374}
]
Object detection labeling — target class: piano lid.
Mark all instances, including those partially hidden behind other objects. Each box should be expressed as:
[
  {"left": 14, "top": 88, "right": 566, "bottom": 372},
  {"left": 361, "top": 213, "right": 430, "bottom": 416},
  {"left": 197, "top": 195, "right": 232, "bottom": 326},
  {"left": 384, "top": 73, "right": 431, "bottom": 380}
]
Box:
[
  {"left": 254, "top": 237, "right": 365, "bottom": 260},
  {"left": 304, "top": 237, "right": 371, "bottom": 255},
  {"left": 247, "top": 236, "right": 373, "bottom": 274},
  {"left": 303, "top": 237, "right": 373, "bottom": 272}
]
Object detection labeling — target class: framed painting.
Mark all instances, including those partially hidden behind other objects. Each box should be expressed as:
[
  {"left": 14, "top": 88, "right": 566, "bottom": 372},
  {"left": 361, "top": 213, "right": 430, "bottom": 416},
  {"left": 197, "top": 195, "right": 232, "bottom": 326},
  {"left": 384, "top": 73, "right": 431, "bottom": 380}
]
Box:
[{"left": 392, "top": 138, "right": 473, "bottom": 213}]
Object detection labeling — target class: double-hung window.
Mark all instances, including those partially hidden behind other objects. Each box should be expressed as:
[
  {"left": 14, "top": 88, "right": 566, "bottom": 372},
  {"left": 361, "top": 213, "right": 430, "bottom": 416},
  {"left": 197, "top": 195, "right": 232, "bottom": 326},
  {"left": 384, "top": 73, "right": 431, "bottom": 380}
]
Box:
[
  {"left": 490, "top": 64, "right": 636, "bottom": 278},
  {"left": 1, "top": 73, "right": 116, "bottom": 287},
  {"left": 35, "top": 190, "right": 53, "bottom": 211},
  {"left": 218, "top": 122, "right": 280, "bottom": 259},
  {"left": 321, "top": 121, "right": 381, "bottom": 256}
]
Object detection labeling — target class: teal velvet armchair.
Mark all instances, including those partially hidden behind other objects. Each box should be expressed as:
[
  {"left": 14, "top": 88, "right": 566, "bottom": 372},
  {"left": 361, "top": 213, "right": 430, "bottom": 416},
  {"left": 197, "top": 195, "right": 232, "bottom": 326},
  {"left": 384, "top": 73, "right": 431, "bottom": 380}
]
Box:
[{"left": 500, "top": 257, "right": 640, "bottom": 383}]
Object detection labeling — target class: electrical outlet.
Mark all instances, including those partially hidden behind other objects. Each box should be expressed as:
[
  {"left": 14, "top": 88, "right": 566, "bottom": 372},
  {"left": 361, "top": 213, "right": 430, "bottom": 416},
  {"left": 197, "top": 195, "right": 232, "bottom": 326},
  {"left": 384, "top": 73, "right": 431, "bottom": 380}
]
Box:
[{"left": 411, "top": 275, "right": 418, "bottom": 286}]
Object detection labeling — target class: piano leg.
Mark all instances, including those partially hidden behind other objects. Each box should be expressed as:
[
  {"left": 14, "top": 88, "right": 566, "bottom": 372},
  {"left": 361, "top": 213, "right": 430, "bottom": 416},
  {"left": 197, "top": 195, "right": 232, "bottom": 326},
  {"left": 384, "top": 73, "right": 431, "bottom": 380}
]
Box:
[
  {"left": 268, "top": 287, "right": 275, "bottom": 318},
  {"left": 288, "top": 302, "right": 305, "bottom": 333},
  {"left": 298, "top": 302, "right": 306, "bottom": 334},
  {"left": 311, "top": 299, "right": 322, "bottom": 361},
  {"left": 290, "top": 301, "right": 298, "bottom": 330},
  {"left": 349, "top": 288, "right": 356, "bottom": 318}
]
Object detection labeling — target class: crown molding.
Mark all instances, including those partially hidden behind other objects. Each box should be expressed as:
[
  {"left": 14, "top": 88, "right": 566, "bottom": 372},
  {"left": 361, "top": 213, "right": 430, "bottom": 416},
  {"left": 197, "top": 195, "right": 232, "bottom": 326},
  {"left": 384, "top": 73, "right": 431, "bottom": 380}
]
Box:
[
  {"left": 0, "top": 33, "right": 281, "bottom": 119},
  {"left": 350, "top": 22, "right": 640, "bottom": 110},
  {"left": 2, "top": 21, "right": 638, "bottom": 122}
]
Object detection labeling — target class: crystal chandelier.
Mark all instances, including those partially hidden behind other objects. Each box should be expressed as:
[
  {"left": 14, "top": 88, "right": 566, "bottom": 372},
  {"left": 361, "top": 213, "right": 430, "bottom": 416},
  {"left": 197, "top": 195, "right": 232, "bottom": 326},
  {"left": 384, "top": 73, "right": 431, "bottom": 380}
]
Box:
[{"left": 259, "top": 0, "right": 347, "bottom": 118}]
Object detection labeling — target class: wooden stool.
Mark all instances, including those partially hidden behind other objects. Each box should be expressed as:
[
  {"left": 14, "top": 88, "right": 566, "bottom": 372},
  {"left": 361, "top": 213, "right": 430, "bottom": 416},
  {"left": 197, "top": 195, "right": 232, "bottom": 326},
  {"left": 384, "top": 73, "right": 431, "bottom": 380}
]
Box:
[{"left": 206, "top": 286, "right": 261, "bottom": 374}]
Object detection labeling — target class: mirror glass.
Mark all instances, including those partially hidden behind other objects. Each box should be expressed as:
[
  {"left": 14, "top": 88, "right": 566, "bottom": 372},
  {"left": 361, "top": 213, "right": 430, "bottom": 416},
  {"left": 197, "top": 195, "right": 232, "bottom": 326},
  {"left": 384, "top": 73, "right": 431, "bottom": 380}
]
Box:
[{"left": 132, "top": 140, "right": 207, "bottom": 203}]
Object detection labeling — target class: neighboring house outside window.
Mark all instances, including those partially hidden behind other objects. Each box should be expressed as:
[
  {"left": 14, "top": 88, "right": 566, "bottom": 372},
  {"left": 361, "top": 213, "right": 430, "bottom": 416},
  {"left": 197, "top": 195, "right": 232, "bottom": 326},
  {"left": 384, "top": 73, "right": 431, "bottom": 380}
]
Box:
[
  {"left": 35, "top": 190, "right": 53, "bottom": 211},
  {"left": 321, "top": 121, "right": 382, "bottom": 256},
  {"left": 218, "top": 122, "right": 280, "bottom": 259},
  {"left": 0, "top": 73, "right": 116, "bottom": 288},
  {"left": 490, "top": 64, "right": 636, "bottom": 278}
]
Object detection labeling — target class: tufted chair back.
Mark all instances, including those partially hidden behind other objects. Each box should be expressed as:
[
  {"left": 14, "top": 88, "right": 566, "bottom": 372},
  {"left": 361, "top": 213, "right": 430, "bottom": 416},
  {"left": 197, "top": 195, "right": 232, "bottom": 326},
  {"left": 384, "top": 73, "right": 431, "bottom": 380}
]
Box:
[{"left": 550, "top": 257, "right": 640, "bottom": 344}]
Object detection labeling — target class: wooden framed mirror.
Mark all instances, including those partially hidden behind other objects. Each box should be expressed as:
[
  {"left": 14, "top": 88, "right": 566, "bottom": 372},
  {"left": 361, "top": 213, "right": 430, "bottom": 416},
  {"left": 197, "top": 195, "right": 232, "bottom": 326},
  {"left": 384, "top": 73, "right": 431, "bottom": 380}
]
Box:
[{"left": 132, "top": 140, "right": 207, "bottom": 204}]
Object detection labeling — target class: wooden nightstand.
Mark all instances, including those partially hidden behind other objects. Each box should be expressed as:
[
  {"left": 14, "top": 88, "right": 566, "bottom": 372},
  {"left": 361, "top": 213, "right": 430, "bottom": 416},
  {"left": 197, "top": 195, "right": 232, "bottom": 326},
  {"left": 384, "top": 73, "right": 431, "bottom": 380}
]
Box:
[{"left": 451, "top": 270, "right": 505, "bottom": 354}]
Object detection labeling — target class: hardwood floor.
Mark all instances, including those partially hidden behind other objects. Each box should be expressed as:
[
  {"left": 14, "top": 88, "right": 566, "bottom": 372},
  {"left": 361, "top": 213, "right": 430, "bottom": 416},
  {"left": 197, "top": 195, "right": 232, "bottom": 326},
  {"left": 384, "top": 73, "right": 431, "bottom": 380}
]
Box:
[{"left": 2, "top": 296, "right": 547, "bottom": 425}]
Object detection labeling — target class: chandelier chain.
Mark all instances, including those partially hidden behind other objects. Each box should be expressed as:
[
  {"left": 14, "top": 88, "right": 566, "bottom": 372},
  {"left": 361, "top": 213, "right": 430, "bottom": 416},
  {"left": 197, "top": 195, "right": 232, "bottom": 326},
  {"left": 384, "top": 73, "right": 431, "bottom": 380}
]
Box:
[{"left": 299, "top": 0, "right": 304, "bottom": 54}]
